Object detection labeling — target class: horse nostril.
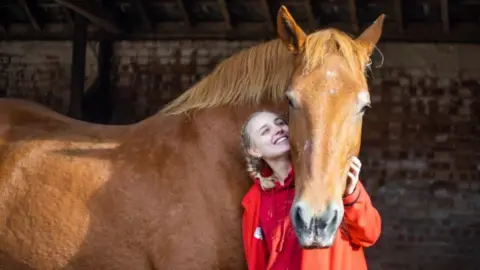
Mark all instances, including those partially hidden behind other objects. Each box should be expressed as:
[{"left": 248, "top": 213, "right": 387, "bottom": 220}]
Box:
[
  {"left": 294, "top": 205, "right": 302, "bottom": 225},
  {"left": 331, "top": 210, "right": 338, "bottom": 225},
  {"left": 293, "top": 204, "right": 308, "bottom": 231}
]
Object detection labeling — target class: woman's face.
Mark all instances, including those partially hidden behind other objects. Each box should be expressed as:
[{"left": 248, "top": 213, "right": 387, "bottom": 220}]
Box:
[{"left": 246, "top": 112, "right": 290, "bottom": 160}]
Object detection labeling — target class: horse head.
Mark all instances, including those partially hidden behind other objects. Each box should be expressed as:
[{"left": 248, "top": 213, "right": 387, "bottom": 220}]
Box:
[{"left": 276, "top": 6, "right": 385, "bottom": 248}]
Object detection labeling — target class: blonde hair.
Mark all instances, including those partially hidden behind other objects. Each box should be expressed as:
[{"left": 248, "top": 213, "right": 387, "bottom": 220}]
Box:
[{"left": 240, "top": 111, "right": 279, "bottom": 190}]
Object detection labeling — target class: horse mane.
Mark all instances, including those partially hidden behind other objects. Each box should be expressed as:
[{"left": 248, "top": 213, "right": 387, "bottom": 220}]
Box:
[
  {"left": 160, "top": 29, "right": 369, "bottom": 116},
  {"left": 160, "top": 39, "right": 295, "bottom": 115}
]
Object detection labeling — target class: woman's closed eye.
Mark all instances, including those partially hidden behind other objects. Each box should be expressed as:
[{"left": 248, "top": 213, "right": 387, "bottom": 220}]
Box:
[{"left": 275, "top": 118, "right": 286, "bottom": 126}]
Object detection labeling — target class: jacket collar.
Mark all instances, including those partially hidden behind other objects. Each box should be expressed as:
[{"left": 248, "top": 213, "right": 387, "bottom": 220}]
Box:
[{"left": 254, "top": 165, "right": 295, "bottom": 191}]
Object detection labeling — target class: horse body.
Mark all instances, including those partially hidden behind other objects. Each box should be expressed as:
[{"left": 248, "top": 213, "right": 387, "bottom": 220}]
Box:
[
  {"left": 0, "top": 97, "right": 284, "bottom": 269},
  {"left": 0, "top": 98, "right": 129, "bottom": 269}
]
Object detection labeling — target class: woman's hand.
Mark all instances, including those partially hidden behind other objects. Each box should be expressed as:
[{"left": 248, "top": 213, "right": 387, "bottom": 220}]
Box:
[{"left": 344, "top": 157, "right": 361, "bottom": 197}]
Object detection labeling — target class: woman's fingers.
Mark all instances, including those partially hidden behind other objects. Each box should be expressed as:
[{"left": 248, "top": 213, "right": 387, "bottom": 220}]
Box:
[
  {"left": 351, "top": 156, "right": 362, "bottom": 168},
  {"left": 347, "top": 172, "right": 356, "bottom": 181},
  {"left": 350, "top": 157, "right": 361, "bottom": 177}
]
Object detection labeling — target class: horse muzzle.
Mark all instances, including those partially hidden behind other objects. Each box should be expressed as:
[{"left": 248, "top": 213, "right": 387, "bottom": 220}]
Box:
[{"left": 290, "top": 200, "right": 344, "bottom": 248}]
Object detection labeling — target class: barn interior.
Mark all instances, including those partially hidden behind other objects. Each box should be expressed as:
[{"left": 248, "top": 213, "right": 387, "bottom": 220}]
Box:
[{"left": 0, "top": 1, "right": 479, "bottom": 269}]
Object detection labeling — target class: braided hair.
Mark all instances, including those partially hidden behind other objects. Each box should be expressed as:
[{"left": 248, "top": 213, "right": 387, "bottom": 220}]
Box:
[{"left": 240, "top": 111, "right": 278, "bottom": 190}]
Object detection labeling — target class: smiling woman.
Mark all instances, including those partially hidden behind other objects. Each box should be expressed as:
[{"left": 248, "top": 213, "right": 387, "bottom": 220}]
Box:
[
  {"left": 241, "top": 111, "right": 291, "bottom": 189},
  {"left": 240, "top": 110, "right": 301, "bottom": 270}
]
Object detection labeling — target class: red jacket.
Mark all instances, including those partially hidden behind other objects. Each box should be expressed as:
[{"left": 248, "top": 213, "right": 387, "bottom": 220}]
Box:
[{"left": 241, "top": 170, "right": 381, "bottom": 270}]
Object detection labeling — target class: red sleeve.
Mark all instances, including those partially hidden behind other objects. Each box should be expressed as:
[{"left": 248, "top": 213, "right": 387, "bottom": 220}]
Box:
[{"left": 342, "top": 181, "right": 381, "bottom": 247}]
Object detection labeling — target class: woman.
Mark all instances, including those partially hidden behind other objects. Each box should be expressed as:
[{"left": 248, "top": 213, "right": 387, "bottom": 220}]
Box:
[{"left": 240, "top": 110, "right": 381, "bottom": 270}]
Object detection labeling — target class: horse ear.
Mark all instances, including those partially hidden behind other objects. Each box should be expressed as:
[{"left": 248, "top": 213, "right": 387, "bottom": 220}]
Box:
[
  {"left": 277, "top": 5, "right": 307, "bottom": 54},
  {"left": 356, "top": 14, "right": 386, "bottom": 55}
]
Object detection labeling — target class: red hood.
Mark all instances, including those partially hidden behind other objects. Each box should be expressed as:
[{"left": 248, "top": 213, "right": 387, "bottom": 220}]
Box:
[{"left": 252, "top": 165, "right": 295, "bottom": 191}]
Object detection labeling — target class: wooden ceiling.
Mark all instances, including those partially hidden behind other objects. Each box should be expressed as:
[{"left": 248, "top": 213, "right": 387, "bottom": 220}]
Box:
[{"left": 0, "top": 0, "right": 479, "bottom": 42}]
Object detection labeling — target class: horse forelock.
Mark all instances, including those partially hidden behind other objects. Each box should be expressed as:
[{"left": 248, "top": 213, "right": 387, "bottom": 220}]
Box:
[
  {"left": 302, "top": 29, "right": 371, "bottom": 80},
  {"left": 159, "top": 39, "right": 295, "bottom": 116}
]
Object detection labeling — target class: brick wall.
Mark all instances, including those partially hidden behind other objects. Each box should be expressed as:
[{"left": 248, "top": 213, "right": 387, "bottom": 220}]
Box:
[
  {"left": 0, "top": 41, "right": 98, "bottom": 114},
  {"left": 1, "top": 40, "right": 480, "bottom": 269},
  {"left": 111, "top": 40, "right": 257, "bottom": 123},
  {"left": 361, "top": 44, "right": 480, "bottom": 270}
]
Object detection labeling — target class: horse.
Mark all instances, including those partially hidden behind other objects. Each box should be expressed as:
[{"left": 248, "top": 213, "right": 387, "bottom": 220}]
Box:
[
  {"left": 276, "top": 8, "right": 385, "bottom": 248},
  {"left": 0, "top": 6, "right": 384, "bottom": 270}
]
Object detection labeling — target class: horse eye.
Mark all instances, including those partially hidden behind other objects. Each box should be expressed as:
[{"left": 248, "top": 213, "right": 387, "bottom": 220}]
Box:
[
  {"left": 285, "top": 91, "right": 298, "bottom": 109},
  {"left": 286, "top": 96, "right": 294, "bottom": 108},
  {"left": 360, "top": 103, "right": 371, "bottom": 114}
]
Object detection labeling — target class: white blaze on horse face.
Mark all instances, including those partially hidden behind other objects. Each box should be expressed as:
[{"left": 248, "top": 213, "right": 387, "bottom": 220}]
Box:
[
  {"left": 304, "top": 140, "right": 311, "bottom": 152},
  {"left": 303, "top": 139, "right": 313, "bottom": 175},
  {"left": 326, "top": 70, "right": 337, "bottom": 78},
  {"left": 325, "top": 70, "right": 338, "bottom": 96}
]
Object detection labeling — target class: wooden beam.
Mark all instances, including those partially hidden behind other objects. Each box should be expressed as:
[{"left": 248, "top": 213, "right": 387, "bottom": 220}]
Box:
[
  {"left": 80, "top": 0, "right": 113, "bottom": 123},
  {"left": 440, "top": 0, "right": 450, "bottom": 33},
  {"left": 19, "top": 0, "right": 41, "bottom": 31},
  {"left": 55, "top": 0, "right": 122, "bottom": 34},
  {"left": 134, "top": 0, "right": 152, "bottom": 31},
  {"left": 347, "top": 0, "right": 359, "bottom": 33},
  {"left": 260, "top": 0, "right": 274, "bottom": 32},
  {"left": 304, "top": 0, "right": 316, "bottom": 32},
  {"left": 3, "top": 22, "right": 480, "bottom": 43},
  {"left": 218, "top": 0, "right": 231, "bottom": 29},
  {"left": 393, "top": 0, "right": 404, "bottom": 33},
  {"left": 176, "top": 0, "right": 191, "bottom": 27},
  {"left": 96, "top": 38, "right": 113, "bottom": 123},
  {"left": 68, "top": 12, "right": 88, "bottom": 120},
  {"left": 82, "top": 37, "right": 113, "bottom": 124}
]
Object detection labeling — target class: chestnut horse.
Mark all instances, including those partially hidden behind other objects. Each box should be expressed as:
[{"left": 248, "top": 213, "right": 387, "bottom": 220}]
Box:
[
  {"left": 0, "top": 6, "right": 384, "bottom": 270},
  {"left": 277, "top": 9, "right": 385, "bottom": 248}
]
